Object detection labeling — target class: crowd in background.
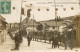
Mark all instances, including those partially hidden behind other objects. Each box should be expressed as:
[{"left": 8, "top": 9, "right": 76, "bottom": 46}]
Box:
[
  {"left": 26, "top": 27, "right": 76, "bottom": 50},
  {"left": 8, "top": 25, "right": 76, "bottom": 50}
]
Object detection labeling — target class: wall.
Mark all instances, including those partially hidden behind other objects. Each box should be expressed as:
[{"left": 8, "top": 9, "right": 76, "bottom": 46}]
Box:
[
  {"left": 76, "top": 15, "right": 80, "bottom": 47},
  {"left": 0, "top": 30, "right": 7, "bottom": 45}
]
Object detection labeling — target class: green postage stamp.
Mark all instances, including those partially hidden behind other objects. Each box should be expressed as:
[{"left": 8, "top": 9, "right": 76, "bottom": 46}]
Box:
[{"left": 0, "top": 0, "right": 11, "bottom": 14}]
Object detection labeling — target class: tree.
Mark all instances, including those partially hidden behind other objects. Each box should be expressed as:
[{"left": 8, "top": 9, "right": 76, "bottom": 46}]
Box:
[
  {"left": 36, "top": 24, "right": 43, "bottom": 41},
  {"left": 36, "top": 24, "right": 43, "bottom": 31}
]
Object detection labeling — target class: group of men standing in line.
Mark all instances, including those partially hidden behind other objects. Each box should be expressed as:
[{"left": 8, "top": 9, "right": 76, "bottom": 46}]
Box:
[
  {"left": 8, "top": 27, "right": 76, "bottom": 50},
  {"left": 51, "top": 28, "right": 76, "bottom": 50}
]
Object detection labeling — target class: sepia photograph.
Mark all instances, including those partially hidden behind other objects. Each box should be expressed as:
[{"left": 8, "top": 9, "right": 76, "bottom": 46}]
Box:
[{"left": 0, "top": 0, "right": 80, "bottom": 52}]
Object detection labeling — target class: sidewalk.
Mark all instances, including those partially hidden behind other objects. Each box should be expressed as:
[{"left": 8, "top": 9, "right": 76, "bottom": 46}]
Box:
[{"left": 0, "top": 35, "right": 80, "bottom": 52}]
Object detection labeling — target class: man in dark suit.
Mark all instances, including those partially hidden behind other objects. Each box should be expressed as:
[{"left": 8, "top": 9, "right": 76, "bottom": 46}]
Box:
[
  {"left": 52, "top": 35, "right": 59, "bottom": 48},
  {"left": 27, "top": 35, "right": 32, "bottom": 46}
]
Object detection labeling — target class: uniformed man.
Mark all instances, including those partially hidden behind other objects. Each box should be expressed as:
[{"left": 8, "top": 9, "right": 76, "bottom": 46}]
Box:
[
  {"left": 27, "top": 35, "right": 32, "bottom": 46},
  {"left": 11, "top": 32, "right": 23, "bottom": 50}
]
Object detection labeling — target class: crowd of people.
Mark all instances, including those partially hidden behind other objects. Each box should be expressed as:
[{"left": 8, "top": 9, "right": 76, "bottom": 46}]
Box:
[
  {"left": 8, "top": 27, "right": 76, "bottom": 51},
  {"left": 29, "top": 28, "right": 76, "bottom": 50}
]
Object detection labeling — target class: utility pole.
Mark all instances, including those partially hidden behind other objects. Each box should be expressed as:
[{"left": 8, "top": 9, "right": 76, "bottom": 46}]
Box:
[
  {"left": 33, "top": 14, "right": 34, "bottom": 31},
  {"left": 33, "top": 14, "right": 34, "bottom": 40},
  {"left": 19, "top": 0, "right": 23, "bottom": 35},
  {"left": 54, "top": 0, "right": 58, "bottom": 34}
]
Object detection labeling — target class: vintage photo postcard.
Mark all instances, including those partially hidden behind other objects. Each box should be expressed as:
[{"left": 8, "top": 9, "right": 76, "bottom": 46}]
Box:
[{"left": 0, "top": 0, "right": 80, "bottom": 52}]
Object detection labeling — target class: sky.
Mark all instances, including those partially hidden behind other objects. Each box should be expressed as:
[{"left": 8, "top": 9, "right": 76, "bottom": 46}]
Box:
[{"left": 0, "top": 0, "right": 80, "bottom": 23}]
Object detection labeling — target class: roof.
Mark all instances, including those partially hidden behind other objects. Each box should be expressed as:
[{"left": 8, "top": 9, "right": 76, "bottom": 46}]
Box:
[
  {"left": 62, "top": 16, "right": 76, "bottom": 21},
  {"left": 22, "top": 16, "right": 76, "bottom": 27},
  {"left": 0, "top": 15, "right": 5, "bottom": 21},
  {"left": 62, "top": 16, "right": 76, "bottom": 26},
  {"left": 40, "top": 16, "right": 76, "bottom": 27},
  {"left": 22, "top": 17, "right": 30, "bottom": 24},
  {"left": 0, "top": 15, "right": 7, "bottom": 24},
  {"left": 26, "top": 19, "right": 39, "bottom": 27},
  {"left": 40, "top": 20, "right": 63, "bottom": 27}
]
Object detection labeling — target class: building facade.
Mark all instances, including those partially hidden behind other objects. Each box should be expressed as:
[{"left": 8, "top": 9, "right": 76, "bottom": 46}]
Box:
[
  {"left": 0, "top": 15, "right": 7, "bottom": 45},
  {"left": 76, "top": 15, "right": 80, "bottom": 47}
]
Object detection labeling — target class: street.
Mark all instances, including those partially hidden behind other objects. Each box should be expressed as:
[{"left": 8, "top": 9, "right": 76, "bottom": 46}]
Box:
[
  {"left": 0, "top": 35, "right": 80, "bottom": 52},
  {"left": 0, "top": 0, "right": 80, "bottom": 52}
]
